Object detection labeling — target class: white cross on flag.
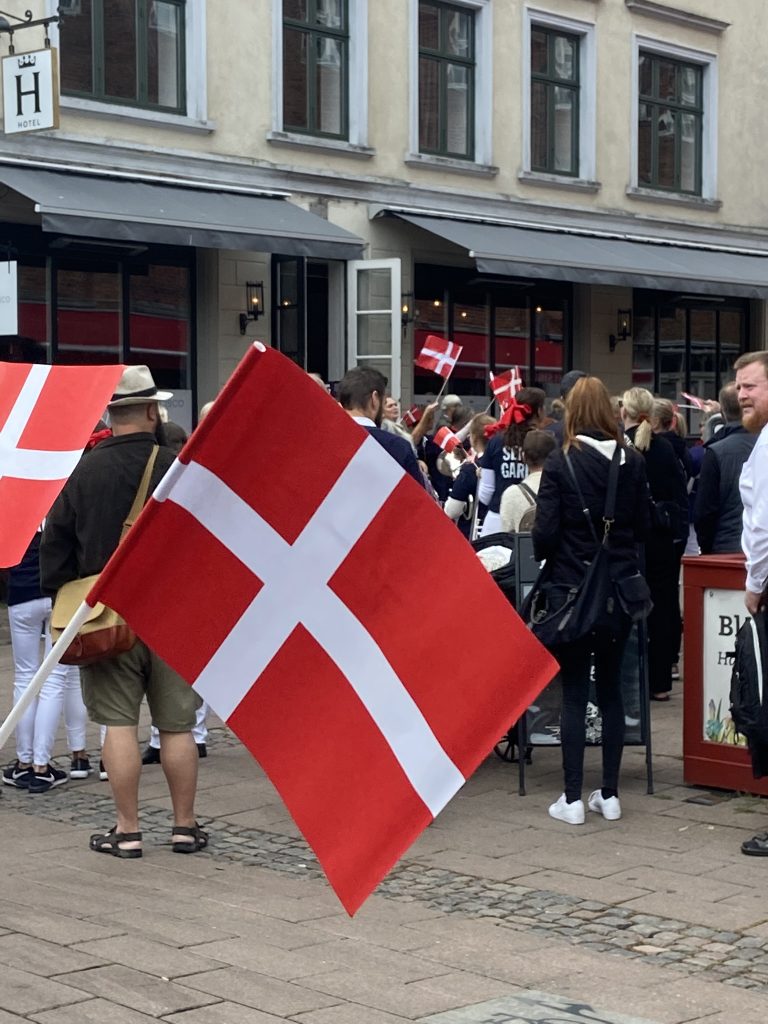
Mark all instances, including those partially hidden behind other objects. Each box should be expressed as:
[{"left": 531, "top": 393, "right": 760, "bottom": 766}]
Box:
[
  {"left": 415, "top": 334, "right": 463, "bottom": 379},
  {"left": 0, "top": 362, "right": 125, "bottom": 567},
  {"left": 434, "top": 426, "right": 462, "bottom": 454},
  {"left": 88, "top": 345, "right": 557, "bottom": 914},
  {"left": 490, "top": 367, "right": 523, "bottom": 409}
]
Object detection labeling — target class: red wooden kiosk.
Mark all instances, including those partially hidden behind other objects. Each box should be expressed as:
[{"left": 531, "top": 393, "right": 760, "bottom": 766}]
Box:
[{"left": 683, "top": 553, "right": 768, "bottom": 795}]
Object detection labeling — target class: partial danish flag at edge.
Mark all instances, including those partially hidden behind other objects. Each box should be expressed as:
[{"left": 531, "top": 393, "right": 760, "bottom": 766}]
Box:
[
  {"left": 490, "top": 367, "right": 523, "bottom": 409},
  {"left": 415, "top": 334, "right": 463, "bottom": 378},
  {"left": 434, "top": 426, "right": 463, "bottom": 454},
  {"left": 88, "top": 345, "right": 557, "bottom": 915},
  {"left": 402, "top": 405, "right": 422, "bottom": 428},
  {"left": 0, "top": 362, "right": 125, "bottom": 567}
]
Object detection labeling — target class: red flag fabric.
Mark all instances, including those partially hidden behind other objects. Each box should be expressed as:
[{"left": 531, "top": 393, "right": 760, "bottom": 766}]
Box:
[
  {"left": 402, "top": 405, "right": 422, "bottom": 428},
  {"left": 680, "top": 391, "right": 706, "bottom": 410},
  {"left": 88, "top": 344, "right": 557, "bottom": 915},
  {"left": 433, "top": 426, "right": 462, "bottom": 454},
  {"left": 0, "top": 362, "right": 125, "bottom": 567},
  {"left": 490, "top": 367, "right": 523, "bottom": 409},
  {"left": 415, "top": 334, "right": 463, "bottom": 379}
]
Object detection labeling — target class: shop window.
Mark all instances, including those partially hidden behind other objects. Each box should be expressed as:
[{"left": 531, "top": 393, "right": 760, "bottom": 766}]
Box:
[
  {"left": 418, "top": 0, "right": 475, "bottom": 160},
  {"left": 531, "top": 27, "right": 580, "bottom": 176},
  {"left": 283, "top": 0, "right": 348, "bottom": 138},
  {"left": 56, "top": 261, "right": 122, "bottom": 365},
  {"left": 129, "top": 264, "right": 191, "bottom": 389},
  {"left": 60, "top": 0, "right": 186, "bottom": 114},
  {"left": 637, "top": 51, "right": 703, "bottom": 195}
]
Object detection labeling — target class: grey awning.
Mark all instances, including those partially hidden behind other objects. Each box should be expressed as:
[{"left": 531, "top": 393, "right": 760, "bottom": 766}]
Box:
[
  {"left": 389, "top": 211, "right": 768, "bottom": 299},
  {"left": 0, "top": 166, "right": 364, "bottom": 259}
]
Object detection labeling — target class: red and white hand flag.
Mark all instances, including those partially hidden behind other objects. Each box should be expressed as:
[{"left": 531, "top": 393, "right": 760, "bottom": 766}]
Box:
[
  {"left": 402, "top": 405, "right": 422, "bottom": 428},
  {"left": 490, "top": 367, "right": 523, "bottom": 409},
  {"left": 434, "top": 426, "right": 462, "bottom": 454},
  {"left": 88, "top": 345, "right": 557, "bottom": 914},
  {"left": 0, "top": 362, "right": 124, "bottom": 567},
  {"left": 680, "top": 392, "right": 706, "bottom": 410},
  {"left": 415, "top": 334, "right": 463, "bottom": 379}
]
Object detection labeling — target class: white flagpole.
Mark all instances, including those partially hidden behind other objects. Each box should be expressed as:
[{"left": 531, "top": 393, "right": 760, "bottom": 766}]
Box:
[{"left": 0, "top": 601, "right": 94, "bottom": 751}]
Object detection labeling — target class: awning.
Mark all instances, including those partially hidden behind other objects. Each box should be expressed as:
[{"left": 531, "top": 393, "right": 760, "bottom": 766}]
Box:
[
  {"left": 387, "top": 211, "right": 768, "bottom": 299},
  {"left": 0, "top": 166, "right": 364, "bottom": 260}
]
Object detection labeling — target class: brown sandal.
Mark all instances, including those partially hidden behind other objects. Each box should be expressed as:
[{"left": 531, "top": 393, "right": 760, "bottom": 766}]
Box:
[
  {"left": 89, "top": 827, "right": 143, "bottom": 859},
  {"left": 171, "top": 822, "right": 208, "bottom": 854}
]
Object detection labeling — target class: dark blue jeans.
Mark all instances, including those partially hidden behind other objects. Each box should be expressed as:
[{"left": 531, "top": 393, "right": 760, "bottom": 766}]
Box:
[{"left": 557, "top": 622, "right": 631, "bottom": 803}]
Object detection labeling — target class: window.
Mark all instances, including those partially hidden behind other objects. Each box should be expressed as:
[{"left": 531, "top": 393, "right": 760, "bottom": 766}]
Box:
[
  {"left": 418, "top": 1, "right": 475, "bottom": 160},
  {"left": 59, "top": 0, "right": 186, "bottom": 114},
  {"left": 283, "top": 0, "right": 348, "bottom": 138},
  {"left": 530, "top": 27, "right": 579, "bottom": 176},
  {"left": 638, "top": 51, "right": 703, "bottom": 194}
]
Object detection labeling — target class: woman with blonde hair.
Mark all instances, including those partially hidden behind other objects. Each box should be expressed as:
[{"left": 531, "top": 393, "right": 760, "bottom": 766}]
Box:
[
  {"left": 622, "top": 388, "right": 688, "bottom": 700},
  {"left": 532, "top": 377, "right": 650, "bottom": 824}
]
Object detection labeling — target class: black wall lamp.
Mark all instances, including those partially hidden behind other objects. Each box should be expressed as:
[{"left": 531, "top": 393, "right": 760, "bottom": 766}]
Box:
[
  {"left": 401, "top": 292, "right": 415, "bottom": 326},
  {"left": 609, "top": 309, "right": 632, "bottom": 353},
  {"left": 239, "top": 281, "right": 264, "bottom": 335}
]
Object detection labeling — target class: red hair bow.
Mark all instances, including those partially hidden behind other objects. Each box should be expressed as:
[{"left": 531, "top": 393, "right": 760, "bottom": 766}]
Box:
[{"left": 483, "top": 397, "right": 533, "bottom": 439}]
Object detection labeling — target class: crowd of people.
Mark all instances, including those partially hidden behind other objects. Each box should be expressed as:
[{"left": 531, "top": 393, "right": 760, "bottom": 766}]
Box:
[{"left": 3, "top": 353, "right": 768, "bottom": 859}]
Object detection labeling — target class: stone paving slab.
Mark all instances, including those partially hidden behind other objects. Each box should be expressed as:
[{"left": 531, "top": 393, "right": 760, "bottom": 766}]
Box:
[
  {"left": 30, "top": 998, "right": 161, "bottom": 1024},
  {"left": 0, "top": 965, "right": 90, "bottom": 1016},
  {"left": 178, "top": 967, "right": 343, "bottom": 1016},
  {"left": 0, "top": 935, "right": 105, "bottom": 978},
  {"left": 52, "top": 965, "right": 222, "bottom": 1017},
  {"left": 294, "top": 1006, "right": 411, "bottom": 1024},
  {"left": 71, "top": 935, "right": 224, "bottom": 980},
  {"left": 163, "top": 1003, "right": 295, "bottom": 1024}
]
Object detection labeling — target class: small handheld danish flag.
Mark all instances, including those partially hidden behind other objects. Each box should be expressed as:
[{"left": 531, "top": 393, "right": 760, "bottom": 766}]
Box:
[
  {"left": 490, "top": 367, "right": 523, "bottom": 409},
  {"left": 415, "top": 335, "right": 463, "bottom": 379},
  {"left": 433, "top": 426, "right": 463, "bottom": 454}
]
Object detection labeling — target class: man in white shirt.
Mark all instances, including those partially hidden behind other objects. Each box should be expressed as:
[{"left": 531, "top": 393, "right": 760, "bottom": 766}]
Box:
[{"left": 736, "top": 352, "right": 768, "bottom": 615}]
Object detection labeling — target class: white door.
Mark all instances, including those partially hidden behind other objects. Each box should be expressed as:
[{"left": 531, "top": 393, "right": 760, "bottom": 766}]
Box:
[{"left": 346, "top": 258, "right": 401, "bottom": 397}]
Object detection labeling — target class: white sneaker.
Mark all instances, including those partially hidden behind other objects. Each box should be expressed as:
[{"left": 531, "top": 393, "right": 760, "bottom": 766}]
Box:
[
  {"left": 548, "top": 794, "right": 585, "bottom": 825},
  {"left": 588, "top": 789, "right": 622, "bottom": 820}
]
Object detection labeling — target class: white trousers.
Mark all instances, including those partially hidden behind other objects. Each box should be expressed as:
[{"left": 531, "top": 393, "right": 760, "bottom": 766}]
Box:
[
  {"left": 9, "top": 597, "right": 87, "bottom": 765},
  {"left": 148, "top": 701, "right": 209, "bottom": 749}
]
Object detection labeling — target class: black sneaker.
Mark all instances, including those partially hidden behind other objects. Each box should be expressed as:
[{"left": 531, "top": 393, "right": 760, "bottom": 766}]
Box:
[
  {"left": 197, "top": 744, "right": 207, "bottom": 759},
  {"left": 142, "top": 745, "right": 161, "bottom": 766},
  {"left": 2, "top": 762, "right": 33, "bottom": 788},
  {"left": 28, "top": 765, "right": 69, "bottom": 794},
  {"left": 69, "top": 757, "right": 92, "bottom": 780}
]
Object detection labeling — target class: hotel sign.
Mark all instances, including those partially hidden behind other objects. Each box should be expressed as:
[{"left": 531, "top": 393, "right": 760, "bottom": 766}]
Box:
[{"left": 2, "top": 48, "right": 59, "bottom": 135}]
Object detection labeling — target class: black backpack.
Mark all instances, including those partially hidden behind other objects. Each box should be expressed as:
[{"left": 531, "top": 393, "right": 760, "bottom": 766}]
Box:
[{"left": 730, "top": 609, "right": 768, "bottom": 747}]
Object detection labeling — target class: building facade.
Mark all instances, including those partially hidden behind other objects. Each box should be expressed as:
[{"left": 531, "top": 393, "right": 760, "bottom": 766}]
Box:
[{"left": 0, "top": 0, "right": 766, "bottom": 425}]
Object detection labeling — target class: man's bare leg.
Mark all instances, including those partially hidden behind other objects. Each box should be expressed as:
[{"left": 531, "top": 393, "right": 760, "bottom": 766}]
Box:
[
  {"left": 158, "top": 730, "right": 198, "bottom": 838},
  {"left": 100, "top": 724, "right": 142, "bottom": 852}
]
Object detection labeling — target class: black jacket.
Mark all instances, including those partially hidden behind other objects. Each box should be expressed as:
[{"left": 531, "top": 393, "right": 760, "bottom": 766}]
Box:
[
  {"left": 625, "top": 426, "right": 688, "bottom": 559},
  {"left": 694, "top": 423, "right": 756, "bottom": 554},
  {"left": 40, "top": 433, "right": 174, "bottom": 595},
  {"left": 533, "top": 435, "right": 650, "bottom": 588}
]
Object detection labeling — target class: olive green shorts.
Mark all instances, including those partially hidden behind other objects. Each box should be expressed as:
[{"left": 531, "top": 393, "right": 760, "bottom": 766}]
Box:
[{"left": 81, "top": 639, "right": 201, "bottom": 732}]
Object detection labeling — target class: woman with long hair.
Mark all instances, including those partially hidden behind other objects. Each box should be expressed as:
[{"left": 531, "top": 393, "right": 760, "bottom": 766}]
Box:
[
  {"left": 477, "top": 386, "right": 545, "bottom": 535},
  {"left": 532, "top": 377, "right": 650, "bottom": 824},
  {"left": 622, "top": 388, "right": 688, "bottom": 701}
]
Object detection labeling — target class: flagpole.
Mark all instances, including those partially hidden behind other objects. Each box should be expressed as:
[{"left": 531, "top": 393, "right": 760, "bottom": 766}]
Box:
[{"left": 0, "top": 601, "right": 94, "bottom": 751}]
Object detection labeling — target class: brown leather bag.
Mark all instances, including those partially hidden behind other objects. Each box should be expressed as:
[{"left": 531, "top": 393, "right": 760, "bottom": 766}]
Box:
[{"left": 50, "top": 446, "right": 159, "bottom": 667}]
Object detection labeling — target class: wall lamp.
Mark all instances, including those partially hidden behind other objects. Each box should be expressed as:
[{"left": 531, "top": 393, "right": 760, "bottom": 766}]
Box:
[
  {"left": 401, "top": 292, "right": 415, "bottom": 326},
  {"left": 609, "top": 309, "right": 632, "bottom": 353},
  {"left": 239, "top": 281, "right": 264, "bottom": 335}
]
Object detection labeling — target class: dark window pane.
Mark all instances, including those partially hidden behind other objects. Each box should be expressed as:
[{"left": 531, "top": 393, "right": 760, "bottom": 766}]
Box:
[
  {"left": 534, "top": 307, "right": 565, "bottom": 391},
  {"left": 446, "top": 9, "right": 471, "bottom": 58},
  {"left": 632, "top": 312, "right": 655, "bottom": 390},
  {"left": 680, "top": 65, "right": 699, "bottom": 107},
  {"left": 553, "top": 86, "right": 576, "bottom": 172},
  {"left": 284, "top": 0, "right": 307, "bottom": 19},
  {"left": 553, "top": 34, "right": 576, "bottom": 81},
  {"left": 60, "top": 0, "right": 94, "bottom": 93},
  {"left": 147, "top": 1, "right": 181, "bottom": 109},
  {"left": 57, "top": 264, "right": 121, "bottom": 365},
  {"left": 445, "top": 62, "right": 469, "bottom": 155},
  {"left": 531, "top": 28, "right": 547, "bottom": 75},
  {"left": 283, "top": 28, "right": 309, "bottom": 130},
  {"left": 680, "top": 112, "right": 697, "bottom": 192},
  {"left": 316, "top": 0, "right": 343, "bottom": 28},
  {"left": 419, "top": 2, "right": 439, "bottom": 50},
  {"left": 419, "top": 56, "right": 440, "bottom": 151},
  {"left": 315, "top": 35, "right": 344, "bottom": 135},
  {"left": 658, "top": 305, "right": 685, "bottom": 398},
  {"left": 104, "top": 0, "right": 137, "bottom": 101},
  {"left": 657, "top": 59, "right": 676, "bottom": 101},
  {"left": 531, "top": 80, "right": 548, "bottom": 169},
  {"left": 638, "top": 102, "right": 653, "bottom": 185},
  {"left": 638, "top": 53, "right": 652, "bottom": 96},
  {"left": 129, "top": 264, "right": 190, "bottom": 387},
  {"left": 656, "top": 107, "right": 676, "bottom": 188}
]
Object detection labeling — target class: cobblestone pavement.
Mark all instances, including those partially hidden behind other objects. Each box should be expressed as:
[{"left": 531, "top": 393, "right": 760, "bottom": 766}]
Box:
[{"left": 5, "top": 726, "right": 768, "bottom": 1000}]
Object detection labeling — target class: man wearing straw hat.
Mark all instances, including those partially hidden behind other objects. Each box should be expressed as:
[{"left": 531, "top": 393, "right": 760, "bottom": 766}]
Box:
[{"left": 41, "top": 366, "right": 206, "bottom": 859}]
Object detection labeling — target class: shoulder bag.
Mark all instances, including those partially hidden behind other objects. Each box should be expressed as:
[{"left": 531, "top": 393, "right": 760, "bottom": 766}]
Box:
[{"left": 50, "top": 446, "right": 159, "bottom": 666}]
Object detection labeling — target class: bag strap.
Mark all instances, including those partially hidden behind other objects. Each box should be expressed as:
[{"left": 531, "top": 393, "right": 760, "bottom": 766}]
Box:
[
  {"left": 564, "top": 444, "right": 622, "bottom": 547},
  {"left": 517, "top": 481, "right": 537, "bottom": 507},
  {"left": 120, "top": 445, "right": 159, "bottom": 542}
]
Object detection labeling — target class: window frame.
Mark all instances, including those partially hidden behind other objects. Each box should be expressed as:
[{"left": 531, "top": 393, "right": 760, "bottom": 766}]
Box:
[
  {"left": 631, "top": 34, "right": 718, "bottom": 201},
  {"left": 282, "top": 0, "right": 350, "bottom": 140},
  {"left": 273, "top": 0, "right": 368, "bottom": 147},
  {"left": 530, "top": 25, "right": 580, "bottom": 177},
  {"left": 417, "top": 0, "right": 476, "bottom": 160},
  {"left": 409, "top": 0, "right": 492, "bottom": 168},
  {"left": 50, "top": 0, "right": 208, "bottom": 126},
  {"left": 637, "top": 50, "right": 703, "bottom": 195},
  {"left": 522, "top": 7, "right": 596, "bottom": 184}
]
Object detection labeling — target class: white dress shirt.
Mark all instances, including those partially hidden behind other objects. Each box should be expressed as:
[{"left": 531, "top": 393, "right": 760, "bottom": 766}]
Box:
[{"left": 740, "top": 422, "right": 768, "bottom": 593}]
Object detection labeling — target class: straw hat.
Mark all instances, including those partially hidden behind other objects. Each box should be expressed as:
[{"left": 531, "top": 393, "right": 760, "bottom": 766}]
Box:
[{"left": 107, "top": 365, "right": 173, "bottom": 407}]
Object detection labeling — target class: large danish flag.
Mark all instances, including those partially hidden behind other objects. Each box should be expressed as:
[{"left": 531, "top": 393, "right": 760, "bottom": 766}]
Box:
[
  {"left": 89, "top": 345, "right": 557, "bottom": 914},
  {"left": 415, "top": 334, "right": 463, "bottom": 378},
  {"left": 0, "top": 362, "right": 124, "bottom": 567}
]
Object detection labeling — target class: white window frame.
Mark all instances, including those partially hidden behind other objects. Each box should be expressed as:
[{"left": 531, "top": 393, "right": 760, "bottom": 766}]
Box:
[
  {"left": 48, "top": 0, "right": 209, "bottom": 128},
  {"left": 272, "top": 0, "right": 369, "bottom": 146},
  {"left": 409, "top": 0, "right": 493, "bottom": 167},
  {"left": 631, "top": 34, "right": 718, "bottom": 200},
  {"left": 522, "top": 6, "right": 597, "bottom": 183},
  {"left": 347, "top": 258, "right": 402, "bottom": 398}
]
